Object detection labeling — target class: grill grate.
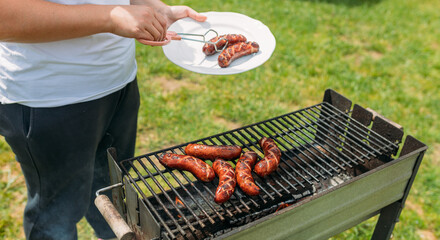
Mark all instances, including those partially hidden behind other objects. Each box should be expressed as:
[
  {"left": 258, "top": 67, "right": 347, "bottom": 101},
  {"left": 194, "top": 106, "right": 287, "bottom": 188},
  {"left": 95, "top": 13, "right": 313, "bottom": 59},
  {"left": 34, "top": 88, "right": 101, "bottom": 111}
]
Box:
[{"left": 119, "top": 102, "right": 399, "bottom": 239}]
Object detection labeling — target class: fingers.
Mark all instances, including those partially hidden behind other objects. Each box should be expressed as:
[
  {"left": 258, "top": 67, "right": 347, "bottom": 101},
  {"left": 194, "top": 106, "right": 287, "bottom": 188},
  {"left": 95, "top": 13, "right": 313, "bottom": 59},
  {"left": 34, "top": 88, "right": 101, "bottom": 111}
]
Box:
[
  {"left": 136, "top": 37, "right": 170, "bottom": 46},
  {"left": 111, "top": 5, "right": 205, "bottom": 43},
  {"left": 155, "top": 11, "right": 168, "bottom": 40},
  {"left": 184, "top": 7, "right": 207, "bottom": 22},
  {"left": 168, "top": 6, "right": 207, "bottom": 24},
  {"left": 110, "top": 6, "right": 167, "bottom": 41},
  {"left": 141, "top": 8, "right": 167, "bottom": 41},
  {"left": 149, "top": 14, "right": 164, "bottom": 40},
  {"left": 136, "top": 11, "right": 170, "bottom": 45}
]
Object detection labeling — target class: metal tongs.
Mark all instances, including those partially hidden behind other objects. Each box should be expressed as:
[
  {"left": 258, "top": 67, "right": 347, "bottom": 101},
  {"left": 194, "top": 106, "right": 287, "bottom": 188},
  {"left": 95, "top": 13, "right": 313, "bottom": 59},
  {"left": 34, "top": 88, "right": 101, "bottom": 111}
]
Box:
[{"left": 139, "top": 29, "right": 228, "bottom": 52}]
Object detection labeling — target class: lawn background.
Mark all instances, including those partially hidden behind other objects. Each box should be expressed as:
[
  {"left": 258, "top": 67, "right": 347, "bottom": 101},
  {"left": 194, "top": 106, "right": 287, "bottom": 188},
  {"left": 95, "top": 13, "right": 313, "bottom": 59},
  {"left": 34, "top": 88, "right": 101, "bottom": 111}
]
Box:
[{"left": 1, "top": 0, "right": 439, "bottom": 239}]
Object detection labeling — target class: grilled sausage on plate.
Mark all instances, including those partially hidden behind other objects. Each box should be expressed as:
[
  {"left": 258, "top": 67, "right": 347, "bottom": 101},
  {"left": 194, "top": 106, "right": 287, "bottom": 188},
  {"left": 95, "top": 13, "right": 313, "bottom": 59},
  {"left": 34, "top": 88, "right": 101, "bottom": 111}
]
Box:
[
  {"left": 218, "top": 41, "right": 260, "bottom": 68},
  {"left": 202, "top": 34, "right": 247, "bottom": 56}
]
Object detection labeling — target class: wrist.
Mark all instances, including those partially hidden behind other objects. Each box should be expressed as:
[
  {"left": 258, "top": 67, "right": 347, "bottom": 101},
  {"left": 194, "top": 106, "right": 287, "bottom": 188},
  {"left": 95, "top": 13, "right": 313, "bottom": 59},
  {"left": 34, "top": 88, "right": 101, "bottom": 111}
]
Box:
[{"left": 107, "top": 6, "right": 122, "bottom": 34}]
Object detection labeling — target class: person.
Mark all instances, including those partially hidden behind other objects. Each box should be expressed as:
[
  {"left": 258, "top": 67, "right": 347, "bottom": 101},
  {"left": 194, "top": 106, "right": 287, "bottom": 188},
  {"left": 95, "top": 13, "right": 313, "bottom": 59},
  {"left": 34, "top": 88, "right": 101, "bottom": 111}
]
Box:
[{"left": 0, "top": 0, "right": 207, "bottom": 239}]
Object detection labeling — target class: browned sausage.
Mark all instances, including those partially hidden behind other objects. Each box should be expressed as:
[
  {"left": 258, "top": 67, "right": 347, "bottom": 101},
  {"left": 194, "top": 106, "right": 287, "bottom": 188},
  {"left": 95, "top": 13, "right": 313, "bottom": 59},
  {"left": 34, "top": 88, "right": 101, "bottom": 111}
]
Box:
[
  {"left": 202, "top": 34, "right": 247, "bottom": 56},
  {"left": 254, "top": 137, "right": 281, "bottom": 178},
  {"left": 185, "top": 144, "right": 242, "bottom": 161},
  {"left": 212, "top": 159, "right": 236, "bottom": 204},
  {"left": 235, "top": 151, "right": 260, "bottom": 196},
  {"left": 159, "top": 153, "right": 215, "bottom": 182},
  {"left": 218, "top": 41, "right": 260, "bottom": 68}
]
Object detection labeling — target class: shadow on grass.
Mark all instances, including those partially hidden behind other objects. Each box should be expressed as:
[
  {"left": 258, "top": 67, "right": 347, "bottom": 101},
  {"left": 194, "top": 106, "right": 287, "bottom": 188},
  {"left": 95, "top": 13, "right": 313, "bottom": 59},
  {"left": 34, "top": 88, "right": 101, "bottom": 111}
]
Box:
[{"left": 296, "top": 0, "right": 383, "bottom": 7}]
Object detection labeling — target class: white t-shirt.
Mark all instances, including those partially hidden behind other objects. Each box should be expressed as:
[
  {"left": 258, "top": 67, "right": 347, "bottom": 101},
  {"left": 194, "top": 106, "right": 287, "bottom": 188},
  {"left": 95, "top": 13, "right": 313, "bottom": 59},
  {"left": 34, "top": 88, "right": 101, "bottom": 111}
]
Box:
[{"left": 0, "top": 0, "right": 137, "bottom": 107}]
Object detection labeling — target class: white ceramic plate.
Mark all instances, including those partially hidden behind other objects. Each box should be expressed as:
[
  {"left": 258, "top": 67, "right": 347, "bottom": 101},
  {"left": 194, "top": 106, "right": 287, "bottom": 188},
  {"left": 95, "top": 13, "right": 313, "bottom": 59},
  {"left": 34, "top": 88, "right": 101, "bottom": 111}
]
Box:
[{"left": 162, "top": 12, "right": 276, "bottom": 75}]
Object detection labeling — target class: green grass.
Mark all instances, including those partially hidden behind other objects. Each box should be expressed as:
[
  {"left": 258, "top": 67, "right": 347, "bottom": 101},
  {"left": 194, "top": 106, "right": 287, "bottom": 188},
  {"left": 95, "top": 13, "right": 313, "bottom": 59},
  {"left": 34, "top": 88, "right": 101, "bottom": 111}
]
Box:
[{"left": 2, "top": 0, "right": 440, "bottom": 239}]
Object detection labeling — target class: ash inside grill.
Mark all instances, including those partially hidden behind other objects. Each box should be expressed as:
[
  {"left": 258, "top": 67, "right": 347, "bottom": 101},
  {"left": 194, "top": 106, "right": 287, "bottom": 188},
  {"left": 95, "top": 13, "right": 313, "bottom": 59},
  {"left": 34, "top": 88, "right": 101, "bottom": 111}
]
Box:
[{"left": 116, "top": 93, "right": 401, "bottom": 240}]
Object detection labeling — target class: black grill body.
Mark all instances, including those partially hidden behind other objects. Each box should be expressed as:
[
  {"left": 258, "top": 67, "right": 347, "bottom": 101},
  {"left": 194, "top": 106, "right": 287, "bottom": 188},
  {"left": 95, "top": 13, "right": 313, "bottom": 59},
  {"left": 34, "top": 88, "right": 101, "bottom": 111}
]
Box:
[{"left": 103, "top": 89, "right": 427, "bottom": 240}]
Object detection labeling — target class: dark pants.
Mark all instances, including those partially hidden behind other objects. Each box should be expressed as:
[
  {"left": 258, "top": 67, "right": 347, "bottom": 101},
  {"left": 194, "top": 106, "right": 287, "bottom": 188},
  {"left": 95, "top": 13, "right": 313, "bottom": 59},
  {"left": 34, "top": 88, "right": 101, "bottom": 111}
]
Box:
[{"left": 0, "top": 79, "right": 140, "bottom": 240}]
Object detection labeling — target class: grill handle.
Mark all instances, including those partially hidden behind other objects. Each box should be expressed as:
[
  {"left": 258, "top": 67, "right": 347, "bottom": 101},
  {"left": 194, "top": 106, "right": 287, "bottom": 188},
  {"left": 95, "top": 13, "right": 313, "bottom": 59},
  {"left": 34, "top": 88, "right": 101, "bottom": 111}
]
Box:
[{"left": 95, "top": 195, "right": 135, "bottom": 240}]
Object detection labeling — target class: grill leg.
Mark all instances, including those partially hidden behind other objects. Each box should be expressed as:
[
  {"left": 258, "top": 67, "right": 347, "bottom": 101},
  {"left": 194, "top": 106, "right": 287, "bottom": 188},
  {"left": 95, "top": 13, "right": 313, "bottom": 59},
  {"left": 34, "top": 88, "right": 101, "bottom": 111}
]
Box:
[
  {"left": 372, "top": 140, "right": 427, "bottom": 240},
  {"left": 371, "top": 201, "right": 402, "bottom": 240}
]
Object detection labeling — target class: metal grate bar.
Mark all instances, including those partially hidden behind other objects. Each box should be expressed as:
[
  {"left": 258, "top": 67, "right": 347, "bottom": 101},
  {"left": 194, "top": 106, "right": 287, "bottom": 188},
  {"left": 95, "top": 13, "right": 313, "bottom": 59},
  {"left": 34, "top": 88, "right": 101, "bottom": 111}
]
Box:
[
  {"left": 169, "top": 148, "right": 235, "bottom": 219},
  {"left": 199, "top": 139, "right": 245, "bottom": 214},
  {"left": 259, "top": 121, "right": 333, "bottom": 178},
  {"left": 157, "top": 156, "right": 228, "bottom": 222},
  {"left": 275, "top": 116, "right": 351, "bottom": 169},
  {"left": 324, "top": 103, "right": 399, "bottom": 149},
  {"left": 320, "top": 103, "right": 397, "bottom": 152},
  {"left": 298, "top": 108, "right": 373, "bottom": 162},
  {"left": 240, "top": 127, "right": 309, "bottom": 188},
  {"left": 230, "top": 131, "right": 292, "bottom": 195},
  {"left": 283, "top": 112, "right": 359, "bottom": 166},
  {"left": 284, "top": 112, "right": 366, "bottom": 165},
  {"left": 251, "top": 124, "right": 328, "bottom": 180},
  {"left": 144, "top": 156, "right": 214, "bottom": 225},
  {"left": 264, "top": 120, "right": 340, "bottom": 174},
  {"left": 154, "top": 154, "right": 223, "bottom": 223},
  {"left": 205, "top": 136, "right": 255, "bottom": 210},
  {"left": 227, "top": 131, "right": 285, "bottom": 198},
  {"left": 311, "top": 105, "right": 379, "bottom": 155},
  {"left": 209, "top": 136, "right": 261, "bottom": 208},
  {"left": 131, "top": 160, "right": 195, "bottom": 233},
  {"left": 120, "top": 164, "right": 177, "bottom": 238},
  {"left": 126, "top": 160, "right": 185, "bottom": 236},
  {"left": 201, "top": 138, "right": 245, "bottom": 214},
  {"left": 308, "top": 106, "right": 391, "bottom": 158},
  {"left": 221, "top": 133, "right": 275, "bottom": 202},
  {"left": 136, "top": 158, "right": 201, "bottom": 231},
  {"left": 233, "top": 129, "right": 299, "bottom": 192}
]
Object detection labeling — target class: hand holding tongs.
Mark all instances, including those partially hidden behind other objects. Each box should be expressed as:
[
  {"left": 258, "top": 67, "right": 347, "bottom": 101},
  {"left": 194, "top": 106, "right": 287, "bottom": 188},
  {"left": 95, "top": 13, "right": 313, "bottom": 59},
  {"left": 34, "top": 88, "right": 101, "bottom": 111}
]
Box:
[{"left": 138, "top": 29, "right": 228, "bottom": 53}]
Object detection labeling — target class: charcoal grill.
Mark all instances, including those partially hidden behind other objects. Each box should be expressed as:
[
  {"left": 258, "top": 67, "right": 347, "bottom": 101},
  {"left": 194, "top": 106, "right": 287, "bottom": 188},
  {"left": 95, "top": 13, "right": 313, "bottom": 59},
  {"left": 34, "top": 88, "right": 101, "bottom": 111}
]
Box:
[{"left": 95, "top": 89, "right": 427, "bottom": 240}]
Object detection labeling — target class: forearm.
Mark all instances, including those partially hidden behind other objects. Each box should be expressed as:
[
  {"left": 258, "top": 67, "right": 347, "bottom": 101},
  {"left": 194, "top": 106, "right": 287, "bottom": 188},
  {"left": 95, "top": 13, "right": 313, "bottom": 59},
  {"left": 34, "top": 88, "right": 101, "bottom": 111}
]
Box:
[
  {"left": 0, "top": 0, "right": 204, "bottom": 44},
  {"left": 0, "top": 0, "right": 114, "bottom": 43}
]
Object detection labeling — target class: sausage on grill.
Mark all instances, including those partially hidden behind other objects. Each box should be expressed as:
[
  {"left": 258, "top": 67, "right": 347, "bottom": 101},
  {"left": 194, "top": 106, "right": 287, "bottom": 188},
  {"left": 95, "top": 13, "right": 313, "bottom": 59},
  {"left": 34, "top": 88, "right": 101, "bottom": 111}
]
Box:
[
  {"left": 254, "top": 137, "right": 281, "bottom": 178},
  {"left": 159, "top": 153, "right": 215, "bottom": 182},
  {"left": 218, "top": 41, "right": 260, "bottom": 68},
  {"left": 185, "top": 144, "right": 242, "bottom": 161},
  {"left": 212, "top": 159, "right": 236, "bottom": 204},
  {"left": 235, "top": 151, "right": 260, "bottom": 196},
  {"left": 202, "top": 34, "right": 247, "bottom": 56}
]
